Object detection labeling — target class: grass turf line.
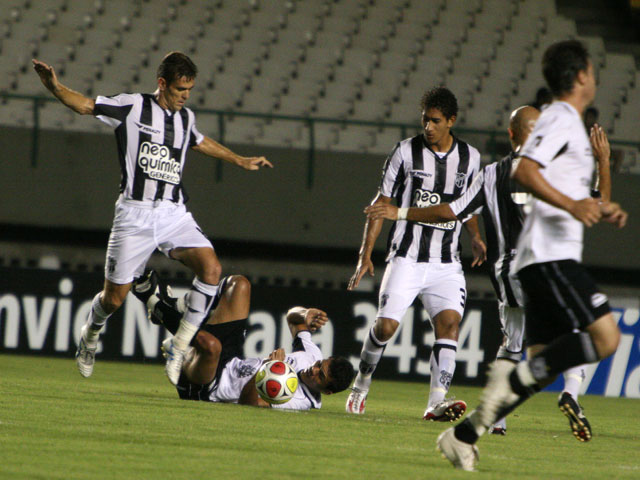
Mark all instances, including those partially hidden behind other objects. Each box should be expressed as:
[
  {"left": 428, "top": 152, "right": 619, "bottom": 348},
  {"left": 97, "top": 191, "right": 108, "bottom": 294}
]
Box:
[{"left": 0, "top": 354, "right": 639, "bottom": 479}]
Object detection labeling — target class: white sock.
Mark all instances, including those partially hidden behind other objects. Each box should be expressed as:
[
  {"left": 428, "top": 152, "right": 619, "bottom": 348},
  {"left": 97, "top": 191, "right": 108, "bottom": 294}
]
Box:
[
  {"left": 85, "top": 293, "right": 110, "bottom": 344},
  {"left": 354, "top": 327, "right": 387, "bottom": 391},
  {"left": 173, "top": 278, "right": 218, "bottom": 350},
  {"left": 562, "top": 365, "right": 586, "bottom": 399},
  {"left": 429, "top": 339, "right": 457, "bottom": 407}
]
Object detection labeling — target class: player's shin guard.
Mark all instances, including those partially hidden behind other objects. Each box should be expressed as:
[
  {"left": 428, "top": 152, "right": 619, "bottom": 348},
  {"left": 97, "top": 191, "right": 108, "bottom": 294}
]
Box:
[
  {"left": 172, "top": 278, "right": 218, "bottom": 351},
  {"left": 428, "top": 339, "right": 457, "bottom": 407},
  {"left": 353, "top": 327, "right": 387, "bottom": 391},
  {"left": 85, "top": 293, "right": 111, "bottom": 343}
]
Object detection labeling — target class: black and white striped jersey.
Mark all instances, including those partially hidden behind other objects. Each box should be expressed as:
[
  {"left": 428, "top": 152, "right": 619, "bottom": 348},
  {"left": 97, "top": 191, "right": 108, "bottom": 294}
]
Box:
[
  {"left": 380, "top": 134, "right": 481, "bottom": 263},
  {"left": 450, "top": 152, "right": 528, "bottom": 307},
  {"left": 94, "top": 93, "right": 204, "bottom": 204}
]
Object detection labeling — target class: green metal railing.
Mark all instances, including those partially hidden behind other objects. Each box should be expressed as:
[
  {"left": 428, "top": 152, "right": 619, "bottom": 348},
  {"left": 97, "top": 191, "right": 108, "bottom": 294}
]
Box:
[{"left": 2, "top": 93, "right": 638, "bottom": 187}]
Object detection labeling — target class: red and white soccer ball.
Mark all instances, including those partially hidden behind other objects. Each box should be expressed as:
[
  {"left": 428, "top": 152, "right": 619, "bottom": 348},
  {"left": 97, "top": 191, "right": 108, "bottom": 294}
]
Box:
[{"left": 255, "top": 360, "right": 299, "bottom": 405}]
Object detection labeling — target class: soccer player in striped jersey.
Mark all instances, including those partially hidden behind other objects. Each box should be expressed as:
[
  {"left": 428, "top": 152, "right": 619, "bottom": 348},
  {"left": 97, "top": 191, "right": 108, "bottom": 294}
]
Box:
[
  {"left": 436, "top": 40, "right": 627, "bottom": 471},
  {"left": 32, "top": 53, "right": 273, "bottom": 385},
  {"left": 347, "top": 87, "right": 486, "bottom": 420},
  {"left": 366, "top": 105, "right": 613, "bottom": 437},
  {"left": 131, "top": 272, "right": 354, "bottom": 409}
]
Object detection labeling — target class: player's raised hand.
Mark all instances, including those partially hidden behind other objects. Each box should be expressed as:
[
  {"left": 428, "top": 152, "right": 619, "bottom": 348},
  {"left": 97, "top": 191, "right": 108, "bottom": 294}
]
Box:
[
  {"left": 569, "top": 197, "right": 602, "bottom": 227},
  {"left": 32, "top": 59, "right": 60, "bottom": 92},
  {"left": 600, "top": 201, "right": 628, "bottom": 228},
  {"left": 304, "top": 308, "right": 328, "bottom": 332},
  {"left": 590, "top": 124, "right": 610, "bottom": 163},
  {"left": 237, "top": 156, "right": 273, "bottom": 170},
  {"left": 365, "top": 203, "right": 398, "bottom": 220},
  {"left": 348, "top": 257, "right": 374, "bottom": 291}
]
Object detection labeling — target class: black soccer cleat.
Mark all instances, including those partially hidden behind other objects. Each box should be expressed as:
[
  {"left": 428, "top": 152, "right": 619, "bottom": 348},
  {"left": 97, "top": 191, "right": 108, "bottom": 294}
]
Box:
[
  {"left": 558, "top": 392, "right": 592, "bottom": 442},
  {"left": 131, "top": 270, "right": 159, "bottom": 305}
]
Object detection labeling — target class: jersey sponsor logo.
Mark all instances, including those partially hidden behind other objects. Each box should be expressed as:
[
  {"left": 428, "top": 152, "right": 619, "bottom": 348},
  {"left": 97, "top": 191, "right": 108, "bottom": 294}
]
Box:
[
  {"left": 413, "top": 188, "right": 456, "bottom": 230},
  {"left": 236, "top": 364, "right": 258, "bottom": 378},
  {"left": 134, "top": 121, "right": 162, "bottom": 135},
  {"left": 138, "top": 141, "right": 181, "bottom": 184},
  {"left": 455, "top": 172, "right": 467, "bottom": 188},
  {"left": 409, "top": 170, "right": 432, "bottom": 178}
]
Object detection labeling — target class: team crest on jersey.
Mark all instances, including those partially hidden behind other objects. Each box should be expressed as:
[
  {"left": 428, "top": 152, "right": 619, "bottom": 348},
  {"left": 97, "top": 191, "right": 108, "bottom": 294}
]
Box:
[
  {"left": 236, "top": 364, "right": 258, "bottom": 378},
  {"left": 138, "top": 141, "right": 181, "bottom": 184},
  {"left": 413, "top": 188, "right": 455, "bottom": 230},
  {"left": 455, "top": 172, "right": 467, "bottom": 188}
]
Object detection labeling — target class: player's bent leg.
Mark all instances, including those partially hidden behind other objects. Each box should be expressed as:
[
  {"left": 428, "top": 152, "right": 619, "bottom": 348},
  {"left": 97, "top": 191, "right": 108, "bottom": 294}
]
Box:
[
  {"left": 166, "top": 247, "right": 222, "bottom": 385},
  {"left": 76, "top": 280, "right": 131, "bottom": 378},
  {"left": 346, "top": 317, "right": 398, "bottom": 414},
  {"left": 585, "top": 312, "right": 621, "bottom": 359},
  {"left": 182, "top": 331, "right": 221, "bottom": 385}
]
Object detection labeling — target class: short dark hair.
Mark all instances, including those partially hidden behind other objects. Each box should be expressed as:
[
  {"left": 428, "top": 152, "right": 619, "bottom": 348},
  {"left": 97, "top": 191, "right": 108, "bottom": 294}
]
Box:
[
  {"left": 542, "top": 40, "right": 590, "bottom": 97},
  {"left": 420, "top": 87, "right": 458, "bottom": 119},
  {"left": 157, "top": 51, "right": 198, "bottom": 86},
  {"left": 326, "top": 357, "right": 355, "bottom": 394}
]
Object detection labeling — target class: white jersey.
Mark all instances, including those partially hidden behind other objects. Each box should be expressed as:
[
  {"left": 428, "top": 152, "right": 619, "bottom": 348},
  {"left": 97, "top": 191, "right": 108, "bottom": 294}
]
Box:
[
  {"left": 209, "top": 331, "right": 323, "bottom": 410},
  {"left": 94, "top": 93, "right": 204, "bottom": 204},
  {"left": 380, "top": 135, "right": 481, "bottom": 263},
  {"left": 514, "top": 101, "right": 594, "bottom": 272}
]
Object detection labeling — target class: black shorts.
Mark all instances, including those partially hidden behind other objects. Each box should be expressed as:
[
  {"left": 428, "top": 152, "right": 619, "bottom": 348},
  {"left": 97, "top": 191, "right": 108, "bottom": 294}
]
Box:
[
  {"left": 518, "top": 260, "right": 610, "bottom": 345},
  {"left": 176, "top": 318, "right": 248, "bottom": 401}
]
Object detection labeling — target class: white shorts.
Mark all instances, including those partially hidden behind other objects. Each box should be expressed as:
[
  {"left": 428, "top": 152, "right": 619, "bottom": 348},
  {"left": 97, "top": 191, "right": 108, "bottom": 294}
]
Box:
[
  {"left": 104, "top": 195, "right": 213, "bottom": 284},
  {"left": 377, "top": 257, "right": 466, "bottom": 322},
  {"left": 209, "top": 357, "right": 261, "bottom": 403}
]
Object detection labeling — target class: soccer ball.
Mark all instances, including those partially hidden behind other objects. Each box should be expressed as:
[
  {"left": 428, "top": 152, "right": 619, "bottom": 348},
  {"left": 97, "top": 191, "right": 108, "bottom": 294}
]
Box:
[{"left": 255, "top": 360, "right": 299, "bottom": 405}]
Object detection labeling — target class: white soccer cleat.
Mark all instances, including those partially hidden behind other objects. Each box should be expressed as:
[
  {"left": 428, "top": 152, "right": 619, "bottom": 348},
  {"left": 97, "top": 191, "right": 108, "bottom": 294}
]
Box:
[
  {"left": 75, "top": 324, "right": 98, "bottom": 378},
  {"left": 436, "top": 427, "right": 479, "bottom": 471},
  {"left": 346, "top": 387, "right": 368, "bottom": 414},
  {"left": 424, "top": 398, "right": 467, "bottom": 422},
  {"left": 163, "top": 337, "right": 187, "bottom": 385},
  {"left": 476, "top": 360, "right": 520, "bottom": 427}
]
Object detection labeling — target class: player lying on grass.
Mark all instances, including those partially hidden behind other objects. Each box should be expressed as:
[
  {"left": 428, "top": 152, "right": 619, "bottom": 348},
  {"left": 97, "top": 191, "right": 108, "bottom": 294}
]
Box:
[{"left": 131, "top": 271, "right": 354, "bottom": 409}]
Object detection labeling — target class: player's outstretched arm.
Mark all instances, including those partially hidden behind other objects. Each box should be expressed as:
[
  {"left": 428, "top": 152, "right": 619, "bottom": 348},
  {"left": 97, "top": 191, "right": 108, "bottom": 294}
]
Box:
[
  {"left": 348, "top": 193, "right": 392, "bottom": 290},
  {"left": 32, "top": 59, "right": 95, "bottom": 115},
  {"left": 514, "top": 156, "right": 602, "bottom": 227},
  {"left": 286, "top": 307, "right": 328, "bottom": 336},
  {"left": 590, "top": 124, "right": 611, "bottom": 202},
  {"left": 192, "top": 136, "right": 273, "bottom": 170}
]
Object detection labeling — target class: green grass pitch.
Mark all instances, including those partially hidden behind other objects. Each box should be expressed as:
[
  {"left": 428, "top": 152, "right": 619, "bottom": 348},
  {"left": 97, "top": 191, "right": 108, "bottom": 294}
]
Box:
[{"left": 1, "top": 354, "right": 639, "bottom": 480}]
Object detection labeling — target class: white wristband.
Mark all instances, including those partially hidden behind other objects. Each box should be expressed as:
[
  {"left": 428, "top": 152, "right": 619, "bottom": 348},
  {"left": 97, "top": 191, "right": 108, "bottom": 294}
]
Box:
[{"left": 397, "top": 207, "right": 408, "bottom": 221}]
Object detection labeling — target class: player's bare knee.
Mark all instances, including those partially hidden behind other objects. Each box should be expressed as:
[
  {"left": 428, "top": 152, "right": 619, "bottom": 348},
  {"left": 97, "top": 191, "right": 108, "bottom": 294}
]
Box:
[
  {"left": 229, "top": 275, "right": 251, "bottom": 298},
  {"left": 374, "top": 318, "right": 399, "bottom": 342},
  {"left": 195, "top": 332, "right": 221, "bottom": 357}
]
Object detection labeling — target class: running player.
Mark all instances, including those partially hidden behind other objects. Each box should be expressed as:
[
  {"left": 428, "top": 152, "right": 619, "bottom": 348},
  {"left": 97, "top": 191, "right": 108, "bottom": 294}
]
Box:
[
  {"left": 436, "top": 40, "right": 628, "bottom": 471},
  {"left": 132, "top": 272, "right": 355, "bottom": 409},
  {"left": 346, "top": 87, "right": 486, "bottom": 420},
  {"left": 366, "top": 105, "right": 613, "bottom": 437},
  {"left": 32, "top": 53, "right": 273, "bottom": 385}
]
